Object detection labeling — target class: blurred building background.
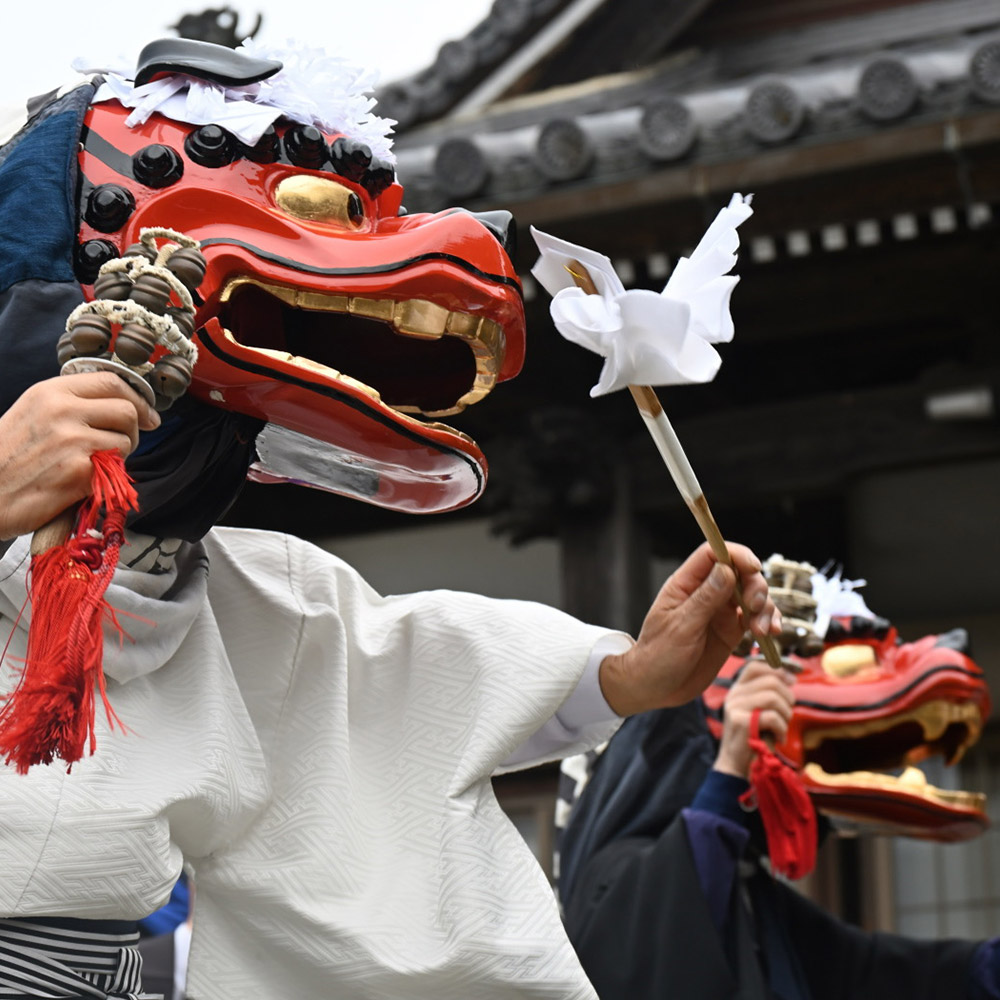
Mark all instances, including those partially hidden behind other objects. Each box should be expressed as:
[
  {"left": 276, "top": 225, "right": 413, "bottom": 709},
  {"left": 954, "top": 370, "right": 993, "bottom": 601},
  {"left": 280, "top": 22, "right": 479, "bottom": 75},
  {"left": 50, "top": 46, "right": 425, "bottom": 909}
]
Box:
[{"left": 182, "top": 0, "right": 1000, "bottom": 940}]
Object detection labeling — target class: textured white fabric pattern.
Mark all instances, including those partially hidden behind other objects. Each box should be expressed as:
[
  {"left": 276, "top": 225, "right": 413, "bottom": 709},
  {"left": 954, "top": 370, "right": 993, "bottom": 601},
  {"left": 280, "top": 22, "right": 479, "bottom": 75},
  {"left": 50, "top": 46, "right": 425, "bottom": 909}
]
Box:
[{"left": 0, "top": 527, "right": 622, "bottom": 999}]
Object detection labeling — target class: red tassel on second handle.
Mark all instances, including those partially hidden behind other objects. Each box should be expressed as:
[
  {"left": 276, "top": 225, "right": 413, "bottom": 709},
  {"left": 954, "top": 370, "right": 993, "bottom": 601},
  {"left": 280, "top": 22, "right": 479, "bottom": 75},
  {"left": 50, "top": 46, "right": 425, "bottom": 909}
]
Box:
[
  {"left": 739, "top": 707, "right": 818, "bottom": 879},
  {"left": 0, "top": 450, "right": 137, "bottom": 773}
]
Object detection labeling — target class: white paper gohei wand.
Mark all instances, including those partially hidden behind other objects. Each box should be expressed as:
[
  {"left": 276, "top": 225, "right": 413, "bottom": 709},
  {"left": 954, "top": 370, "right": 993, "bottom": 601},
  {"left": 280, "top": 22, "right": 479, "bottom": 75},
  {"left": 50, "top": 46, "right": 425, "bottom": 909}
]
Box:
[{"left": 531, "top": 193, "right": 784, "bottom": 670}]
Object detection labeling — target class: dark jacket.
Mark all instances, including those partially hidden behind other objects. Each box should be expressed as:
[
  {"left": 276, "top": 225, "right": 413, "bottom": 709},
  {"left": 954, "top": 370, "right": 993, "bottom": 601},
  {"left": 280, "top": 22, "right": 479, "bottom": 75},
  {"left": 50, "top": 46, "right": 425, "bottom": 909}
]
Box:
[{"left": 559, "top": 703, "right": 981, "bottom": 1000}]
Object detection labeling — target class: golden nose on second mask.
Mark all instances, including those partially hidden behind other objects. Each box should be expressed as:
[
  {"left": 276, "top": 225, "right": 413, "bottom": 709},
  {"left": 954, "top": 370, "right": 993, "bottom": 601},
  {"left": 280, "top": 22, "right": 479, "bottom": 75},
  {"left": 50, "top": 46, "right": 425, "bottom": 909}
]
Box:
[{"left": 274, "top": 175, "right": 364, "bottom": 226}]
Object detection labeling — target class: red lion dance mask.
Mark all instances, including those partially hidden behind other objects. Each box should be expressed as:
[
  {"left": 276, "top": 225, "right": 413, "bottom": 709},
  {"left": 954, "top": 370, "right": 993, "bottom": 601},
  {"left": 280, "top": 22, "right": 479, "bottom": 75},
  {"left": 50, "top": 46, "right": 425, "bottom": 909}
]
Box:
[
  {"left": 68, "top": 37, "right": 525, "bottom": 516},
  {"left": 704, "top": 556, "right": 992, "bottom": 843}
]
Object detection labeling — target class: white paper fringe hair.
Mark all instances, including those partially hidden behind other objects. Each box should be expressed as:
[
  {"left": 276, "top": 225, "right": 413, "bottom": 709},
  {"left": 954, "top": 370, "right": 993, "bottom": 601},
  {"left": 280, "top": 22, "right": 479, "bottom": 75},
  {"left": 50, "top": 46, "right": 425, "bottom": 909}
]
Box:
[
  {"left": 810, "top": 565, "right": 876, "bottom": 640},
  {"left": 76, "top": 39, "right": 396, "bottom": 158}
]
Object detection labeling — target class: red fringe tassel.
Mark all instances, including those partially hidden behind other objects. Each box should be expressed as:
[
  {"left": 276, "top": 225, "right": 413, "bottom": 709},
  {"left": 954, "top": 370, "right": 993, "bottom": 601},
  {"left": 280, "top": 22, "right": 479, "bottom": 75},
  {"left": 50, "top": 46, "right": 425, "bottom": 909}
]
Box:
[
  {"left": 739, "top": 708, "right": 818, "bottom": 880},
  {"left": 0, "top": 451, "right": 137, "bottom": 773}
]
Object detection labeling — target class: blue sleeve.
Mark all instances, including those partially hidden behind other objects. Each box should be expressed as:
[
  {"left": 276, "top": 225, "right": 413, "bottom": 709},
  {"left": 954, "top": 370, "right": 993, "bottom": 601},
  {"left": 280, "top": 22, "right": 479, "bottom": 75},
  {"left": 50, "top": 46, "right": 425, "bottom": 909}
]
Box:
[
  {"left": 690, "top": 769, "right": 754, "bottom": 827},
  {"left": 682, "top": 770, "right": 754, "bottom": 936},
  {"left": 137, "top": 872, "right": 190, "bottom": 937},
  {"left": 969, "top": 940, "right": 1000, "bottom": 999}
]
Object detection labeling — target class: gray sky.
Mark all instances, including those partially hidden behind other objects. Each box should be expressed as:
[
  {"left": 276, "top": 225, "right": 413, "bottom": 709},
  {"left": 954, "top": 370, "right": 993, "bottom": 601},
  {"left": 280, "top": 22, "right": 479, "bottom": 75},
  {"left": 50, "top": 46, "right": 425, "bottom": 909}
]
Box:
[{"left": 3, "top": 1, "right": 493, "bottom": 103}]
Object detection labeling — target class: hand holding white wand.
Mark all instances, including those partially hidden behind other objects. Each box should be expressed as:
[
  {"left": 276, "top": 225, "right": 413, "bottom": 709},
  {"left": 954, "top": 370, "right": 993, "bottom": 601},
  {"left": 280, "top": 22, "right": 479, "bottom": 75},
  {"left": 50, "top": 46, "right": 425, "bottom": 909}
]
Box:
[
  {"left": 566, "top": 260, "right": 782, "bottom": 668},
  {"left": 531, "top": 194, "right": 784, "bottom": 670}
]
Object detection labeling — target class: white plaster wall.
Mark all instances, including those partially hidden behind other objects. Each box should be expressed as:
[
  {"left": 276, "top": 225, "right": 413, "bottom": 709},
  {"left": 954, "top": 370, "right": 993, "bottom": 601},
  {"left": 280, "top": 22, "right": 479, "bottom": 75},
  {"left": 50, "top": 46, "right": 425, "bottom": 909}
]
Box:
[{"left": 315, "top": 518, "right": 563, "bottom": 604}]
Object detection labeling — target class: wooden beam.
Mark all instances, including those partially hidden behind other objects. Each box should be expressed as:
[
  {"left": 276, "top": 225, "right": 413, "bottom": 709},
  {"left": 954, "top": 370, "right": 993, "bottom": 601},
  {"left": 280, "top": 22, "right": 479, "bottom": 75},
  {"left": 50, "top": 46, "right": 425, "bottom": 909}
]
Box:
[{"left": 497, "top": 112, "right": 1000, "bottom": 230}]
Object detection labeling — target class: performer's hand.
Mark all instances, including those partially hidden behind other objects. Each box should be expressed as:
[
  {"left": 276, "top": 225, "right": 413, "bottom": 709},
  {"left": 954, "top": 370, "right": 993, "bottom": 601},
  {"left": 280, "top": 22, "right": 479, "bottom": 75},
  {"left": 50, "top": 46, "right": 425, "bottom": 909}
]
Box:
[
  {"left": 0, "top": 373, "right": 160, "bottom": 540},
  {"left": 714, "top": 660, "right": 796, "bottom": 779},
  {"left": 598, "top": 542, "right": 781, "bottom": 716}
]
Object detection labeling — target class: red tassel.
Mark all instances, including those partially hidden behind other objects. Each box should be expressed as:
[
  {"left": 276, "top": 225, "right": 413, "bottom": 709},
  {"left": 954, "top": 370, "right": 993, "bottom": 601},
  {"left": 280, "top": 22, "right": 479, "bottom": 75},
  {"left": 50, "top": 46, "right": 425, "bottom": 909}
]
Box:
[
  {"left": 739, "top": 708, "right": 817, "bottom": 879},
  {"left": 0, "top": 450, "right": 137, "bottom": 773}
]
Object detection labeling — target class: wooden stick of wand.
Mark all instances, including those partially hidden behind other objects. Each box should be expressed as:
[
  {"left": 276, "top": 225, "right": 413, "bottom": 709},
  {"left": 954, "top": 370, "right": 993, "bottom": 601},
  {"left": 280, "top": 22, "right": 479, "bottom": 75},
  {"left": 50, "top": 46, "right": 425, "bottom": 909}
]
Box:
[{"left": 566, "top": 259, "right": 785, "bottom": 670}]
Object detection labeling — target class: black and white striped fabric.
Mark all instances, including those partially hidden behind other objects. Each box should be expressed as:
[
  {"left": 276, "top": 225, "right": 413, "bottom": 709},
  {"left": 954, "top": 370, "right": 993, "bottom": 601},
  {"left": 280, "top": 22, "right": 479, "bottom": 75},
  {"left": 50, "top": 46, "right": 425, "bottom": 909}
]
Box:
[{"left": 0, "top": 918, "right": 149, "bottom": 999}]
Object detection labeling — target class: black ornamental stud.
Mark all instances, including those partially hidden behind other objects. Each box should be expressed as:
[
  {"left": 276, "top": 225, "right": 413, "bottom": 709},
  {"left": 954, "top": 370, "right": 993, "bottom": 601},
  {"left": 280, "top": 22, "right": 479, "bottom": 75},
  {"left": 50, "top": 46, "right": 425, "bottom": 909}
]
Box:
[
  {"left": 84, "top": 184, "right": 136, "bottom": 233},
  {"left": 284, "top": 125, "right": 327, "bottom": 169},
  {"left": 75, "top": 239, "right": 119, "bottom": 284},
  {"left": 133, "top": 144, "right": 184, "bottom": 188},
  {"left": 185, "top": 124, "right": 237, "bottom": 167},
  {"left": 242, "top": 124, "right": 281, "bottom": 164}
]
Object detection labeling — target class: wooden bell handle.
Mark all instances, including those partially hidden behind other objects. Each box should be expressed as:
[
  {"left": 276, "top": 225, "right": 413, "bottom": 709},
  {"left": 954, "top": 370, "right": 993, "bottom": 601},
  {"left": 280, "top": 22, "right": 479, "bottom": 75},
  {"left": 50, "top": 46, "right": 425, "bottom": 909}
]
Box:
[{"left": 30, "top": 507, "right": 77, "bottom": 557}]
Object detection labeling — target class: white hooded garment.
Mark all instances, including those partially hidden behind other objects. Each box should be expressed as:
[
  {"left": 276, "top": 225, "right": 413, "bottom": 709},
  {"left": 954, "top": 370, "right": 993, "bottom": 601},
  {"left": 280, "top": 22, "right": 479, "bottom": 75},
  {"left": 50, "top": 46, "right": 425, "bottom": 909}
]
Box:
[{"left": 0, "top": 526, "right": 624, "bottom": 1000}]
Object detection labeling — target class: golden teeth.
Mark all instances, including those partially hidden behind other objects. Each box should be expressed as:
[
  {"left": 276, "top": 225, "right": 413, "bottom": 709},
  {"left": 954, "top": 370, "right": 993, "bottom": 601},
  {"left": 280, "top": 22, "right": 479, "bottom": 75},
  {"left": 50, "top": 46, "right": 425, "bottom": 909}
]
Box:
[
  {"left": 803, "top": 763, "right": 987, "bottom": 811},
  {"left": 394, "top": 299, "right": 450, "bottom": 338},
  {"left": 338, "top": 374, "right": 381, "bottom": 400},
  {"left": 803, "top": 699, "right": 983, "bottom": 762},
  {"left": 424, "top": 421, "right": 476, "bottom": 445},
  {"left": 297, "top": 291, "right": 349, "bottom": 312},
  {"left": 446, "top": 311, "right": 482, "bottom": 339},
  {"left": 348, "top": 296, "right": 396, "bottom": 322},
  {"left": 218, "top": 327, "right": 381, "bottom": 401},
  {"left": 217, "top": 278, "right": 504, "bottom": 417},
  {"left": 252, "top": 346, "right": 296, "bottom": 364}
]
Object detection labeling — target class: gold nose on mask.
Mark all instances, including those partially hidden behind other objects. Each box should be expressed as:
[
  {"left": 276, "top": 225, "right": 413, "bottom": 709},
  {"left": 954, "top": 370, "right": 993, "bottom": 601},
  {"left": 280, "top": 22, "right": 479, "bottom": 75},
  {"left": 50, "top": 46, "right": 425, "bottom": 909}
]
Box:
[{"left": 274, "top": 175, "right": 365, "bottom": 227}]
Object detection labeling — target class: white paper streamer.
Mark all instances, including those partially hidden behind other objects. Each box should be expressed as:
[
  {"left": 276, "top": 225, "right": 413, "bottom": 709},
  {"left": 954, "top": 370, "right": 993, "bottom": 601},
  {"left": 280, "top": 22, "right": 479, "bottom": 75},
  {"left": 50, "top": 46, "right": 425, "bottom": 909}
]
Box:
[
  {"left": 530, "top": 193, "right": 753, "bottom": 396},
  {"left": 79, "top": 39, "right": 395, "bottom": 157},
  {"left": 811, "top": 565, "right": 875, "bottom": 640}
]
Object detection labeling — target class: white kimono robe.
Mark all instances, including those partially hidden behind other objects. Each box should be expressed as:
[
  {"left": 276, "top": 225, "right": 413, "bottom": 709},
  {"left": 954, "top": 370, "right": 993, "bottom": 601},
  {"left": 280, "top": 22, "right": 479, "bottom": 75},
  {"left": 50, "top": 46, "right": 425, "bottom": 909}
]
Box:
[{"left": 0, "top": 526, "right": 625, "bottom": 999}]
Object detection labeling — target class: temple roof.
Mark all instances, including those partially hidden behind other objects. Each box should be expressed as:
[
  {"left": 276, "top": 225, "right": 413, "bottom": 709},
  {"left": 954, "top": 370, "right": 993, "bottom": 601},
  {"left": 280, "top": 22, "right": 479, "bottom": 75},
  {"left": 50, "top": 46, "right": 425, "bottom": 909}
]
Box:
[{"left": 379, "top": 0, "right": 1000, "bottom": 219}]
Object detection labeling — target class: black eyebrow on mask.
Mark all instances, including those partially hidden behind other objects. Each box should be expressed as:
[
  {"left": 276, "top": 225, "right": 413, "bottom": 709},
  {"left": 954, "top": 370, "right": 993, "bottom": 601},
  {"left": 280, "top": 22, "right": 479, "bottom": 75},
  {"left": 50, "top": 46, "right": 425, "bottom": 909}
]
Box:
[
  {"left": 197, "top": 237, "right": 524, "bottom": 295},
  {"left": 79, "top": 125, "right": 135, "bottom": 178}
]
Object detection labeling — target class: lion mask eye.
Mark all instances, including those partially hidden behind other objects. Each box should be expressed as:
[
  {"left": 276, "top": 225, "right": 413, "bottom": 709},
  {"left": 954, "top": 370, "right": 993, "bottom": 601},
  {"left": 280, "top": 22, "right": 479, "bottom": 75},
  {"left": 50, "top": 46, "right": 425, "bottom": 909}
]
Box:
[
  {"left": 274, "top": 175, "right": 365, "bottom": 227},
  {"left": 821, "top": 643, "right": 878, "bottom": 678}
]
